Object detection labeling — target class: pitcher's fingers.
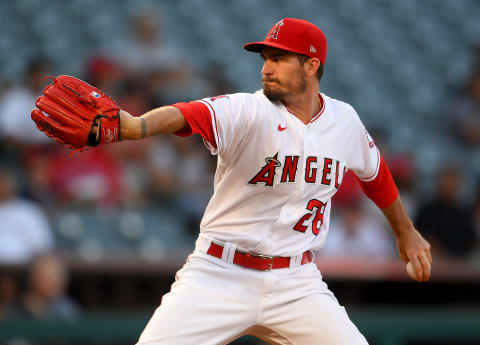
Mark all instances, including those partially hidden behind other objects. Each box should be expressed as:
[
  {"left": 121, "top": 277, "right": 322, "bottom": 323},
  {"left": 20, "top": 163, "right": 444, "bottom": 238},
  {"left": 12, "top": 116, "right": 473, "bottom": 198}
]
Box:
[
  {"left": 419, "top": 252, "right": 431, "bottom": 282},
  {"left": 409, "top": 256, "right": 424, "bottom": 282},
  {"left": 425, "top": 247, "right": 432, "bottom": 264}
]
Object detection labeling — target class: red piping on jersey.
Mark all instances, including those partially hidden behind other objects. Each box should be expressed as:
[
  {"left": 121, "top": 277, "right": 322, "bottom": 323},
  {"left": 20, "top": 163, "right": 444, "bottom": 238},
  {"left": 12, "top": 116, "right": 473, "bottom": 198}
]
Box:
[
  {"left": 357, "top": 156, "right": 398, "bottom": 209},
  {"left": 199, "top": 100, "right": 220, "bottom": 150},
  {"left": 171, "top": 101, "right": 218, "bottom": 149},
  {"left": 309, "top": 94, "right": 325, "bottom": 123}
]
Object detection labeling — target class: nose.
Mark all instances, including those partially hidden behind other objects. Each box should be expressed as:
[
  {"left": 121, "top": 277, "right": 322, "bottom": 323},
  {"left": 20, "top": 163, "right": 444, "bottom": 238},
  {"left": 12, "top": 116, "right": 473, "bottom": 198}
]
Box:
[{"left": 262, "top": 59, "right": 273, "bottom": 77}]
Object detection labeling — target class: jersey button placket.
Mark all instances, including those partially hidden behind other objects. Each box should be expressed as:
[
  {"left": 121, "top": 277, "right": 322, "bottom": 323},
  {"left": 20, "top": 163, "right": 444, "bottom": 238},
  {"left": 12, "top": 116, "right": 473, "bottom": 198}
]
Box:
[{"left": 300, "top": 126, "right": 307, "bottom": 192}]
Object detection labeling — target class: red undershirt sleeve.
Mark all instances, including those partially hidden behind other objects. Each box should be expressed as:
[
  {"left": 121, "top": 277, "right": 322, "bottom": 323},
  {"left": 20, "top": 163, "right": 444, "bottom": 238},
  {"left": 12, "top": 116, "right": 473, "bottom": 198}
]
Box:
[
  {"left": 356, "top": 156, "right": 399, "bottom": 209},
  {"left": 171, "top": 101, "right": 217, "bottom": 149}
]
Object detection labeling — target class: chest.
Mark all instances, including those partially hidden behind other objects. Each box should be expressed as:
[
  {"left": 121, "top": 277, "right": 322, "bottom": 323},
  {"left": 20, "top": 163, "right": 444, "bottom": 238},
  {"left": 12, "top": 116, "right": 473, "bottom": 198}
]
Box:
[{"left": 240, "top": 108, "right": 352, "bottom": 193}]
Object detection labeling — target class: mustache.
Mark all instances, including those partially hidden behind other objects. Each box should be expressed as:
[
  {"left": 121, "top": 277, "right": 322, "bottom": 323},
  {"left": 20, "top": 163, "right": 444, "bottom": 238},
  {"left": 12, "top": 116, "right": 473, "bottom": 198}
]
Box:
[{"left": 262, "top": 77, "right": 281, "bottom": 84}]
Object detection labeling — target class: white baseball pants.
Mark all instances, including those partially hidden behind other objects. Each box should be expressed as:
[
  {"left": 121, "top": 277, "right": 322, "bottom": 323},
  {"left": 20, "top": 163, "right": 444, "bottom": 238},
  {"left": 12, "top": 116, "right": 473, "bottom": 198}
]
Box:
[{"left": 136, "top": 238, "right": 368, "bottom": 345}]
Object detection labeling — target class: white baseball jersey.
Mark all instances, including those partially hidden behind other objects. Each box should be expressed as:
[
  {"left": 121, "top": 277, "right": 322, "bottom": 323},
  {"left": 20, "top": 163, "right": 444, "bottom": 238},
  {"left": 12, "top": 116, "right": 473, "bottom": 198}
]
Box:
[{"left": 174, "top": 90, "right": 380, "bottom": 257}]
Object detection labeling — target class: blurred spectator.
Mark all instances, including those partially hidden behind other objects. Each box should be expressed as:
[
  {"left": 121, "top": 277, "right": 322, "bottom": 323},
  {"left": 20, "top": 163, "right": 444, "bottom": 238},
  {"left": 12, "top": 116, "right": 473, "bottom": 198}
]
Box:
[
  {"left": 0, "top": 274, "right": 21, "bottom": 320},
  {"left": 321, "top": 200, "right": 395, "bottom": 260},
  {"left": 116, "top": 10, "right": 181, "bottom": 74},
  {"left": 21, "top": 254, "right": 80, "bottom": 320},
  {"left": 84, "top": 55, "right": 123, "bottom": 97},
  {"left": 449, "top": 65, "right": 480, "bottom": 148},
  {"left": 114, "top": 9, "right": 207, "bottom": 103},
  {"left": 0, "top": 167, "right": 54, "bottom": 264},
  {"left": 202, "top": 63, "right": 236, "bottom": 96},
  {"left": 84, "top": 54, "right": 155, "bottom": 116},
  {"left": 415, "top": 165, "right": 475, "bottom": 259},
  {"left": 0, "top": 58, "right": 51, "bottom": 145},
  {"left": 104, "top": 136, "right": 174, "bottom": 207},
  {"left": 172, "top": 136, "right": 216, "bottom": 235},
  {"left": 21, "top": 146, "right": 61, "bottom": 206},
  {"left": 145, "top": 136, "right": 179, "bottom": 202},
  {"left": 116, "top": 77, "right": 154, "bottom": 116},
  {"left": 46, "top": 148, "right": 124, "bottom": 208}
]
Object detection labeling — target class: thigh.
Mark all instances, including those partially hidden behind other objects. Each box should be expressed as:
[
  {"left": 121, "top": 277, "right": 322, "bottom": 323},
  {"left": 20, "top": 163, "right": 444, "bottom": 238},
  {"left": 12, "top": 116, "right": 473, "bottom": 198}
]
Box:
[
  {"left": 259, "top": 265, "right": 368, "bottom": 345},
  {"left": 136, "top": 253, "right": 260, "bottom": 345},
  {"left": 264, "top": 293, "right": 368, "bottom": 345}
]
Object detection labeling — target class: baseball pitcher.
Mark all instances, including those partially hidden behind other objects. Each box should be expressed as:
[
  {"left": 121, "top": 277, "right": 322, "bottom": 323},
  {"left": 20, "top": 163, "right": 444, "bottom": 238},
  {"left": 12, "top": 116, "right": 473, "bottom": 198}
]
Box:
[{"left": 32, "top": 18, "right": 432, "bottom": 345}]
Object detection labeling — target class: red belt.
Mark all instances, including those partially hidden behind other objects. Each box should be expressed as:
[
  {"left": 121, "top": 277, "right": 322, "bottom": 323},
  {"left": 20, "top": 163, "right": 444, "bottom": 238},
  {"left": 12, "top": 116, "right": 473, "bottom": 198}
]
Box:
[{"left": 207, "top": 242, "right": 314, "bottom": 271}]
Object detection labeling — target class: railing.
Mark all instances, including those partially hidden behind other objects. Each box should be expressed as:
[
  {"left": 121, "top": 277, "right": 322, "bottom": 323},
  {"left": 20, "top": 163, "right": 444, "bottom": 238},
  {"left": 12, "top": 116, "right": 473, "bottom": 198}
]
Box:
[{"left": 0, "top": 309, "right": 479, "bottom": 345}]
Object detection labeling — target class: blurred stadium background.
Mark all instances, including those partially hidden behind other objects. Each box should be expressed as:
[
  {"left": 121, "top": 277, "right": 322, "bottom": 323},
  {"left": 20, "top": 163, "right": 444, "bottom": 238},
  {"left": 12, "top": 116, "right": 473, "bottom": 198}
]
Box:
[{"left": 0, "top": 0, "right": 479, "bottom": 344}]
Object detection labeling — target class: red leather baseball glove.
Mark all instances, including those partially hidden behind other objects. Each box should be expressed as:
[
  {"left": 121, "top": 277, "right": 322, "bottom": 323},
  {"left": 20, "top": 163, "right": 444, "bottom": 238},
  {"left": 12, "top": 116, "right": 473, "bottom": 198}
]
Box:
[{"left": 31, "top": 75, "right": 120, "bottom": 150}]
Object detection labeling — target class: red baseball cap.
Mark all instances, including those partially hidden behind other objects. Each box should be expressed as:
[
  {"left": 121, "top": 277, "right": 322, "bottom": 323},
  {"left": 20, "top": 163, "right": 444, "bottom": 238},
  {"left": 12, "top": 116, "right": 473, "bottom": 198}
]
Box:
[{"left": 243, "top": 18, "right": 327, "bottom": 64}]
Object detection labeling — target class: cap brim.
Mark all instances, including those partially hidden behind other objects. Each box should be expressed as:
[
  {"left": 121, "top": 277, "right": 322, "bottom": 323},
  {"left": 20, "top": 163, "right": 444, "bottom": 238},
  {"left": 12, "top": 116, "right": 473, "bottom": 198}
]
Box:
[{"left": 243, "top": 41, "right": 304, "bottom": 56}]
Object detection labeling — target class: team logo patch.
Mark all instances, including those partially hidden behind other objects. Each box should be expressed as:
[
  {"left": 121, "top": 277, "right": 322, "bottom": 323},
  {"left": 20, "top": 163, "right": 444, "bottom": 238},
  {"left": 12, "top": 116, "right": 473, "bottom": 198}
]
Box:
[
  {"left": 365, "top": 129, "right": 375, "bottom": 148},
  {"left": 210, "top": 95, "right": 229, "bottom": 102},
  {"left": 310, "top": 45, "right": 316, "bottom": 53},
  {"left": 248, "top": 153, "right": 281, "bottom": 187},
  {"left": 90, "top": 91, "right": 101, "bottom": 98},
  {"left": 103, "top": 127, "right": 117, "bottom": 143}
]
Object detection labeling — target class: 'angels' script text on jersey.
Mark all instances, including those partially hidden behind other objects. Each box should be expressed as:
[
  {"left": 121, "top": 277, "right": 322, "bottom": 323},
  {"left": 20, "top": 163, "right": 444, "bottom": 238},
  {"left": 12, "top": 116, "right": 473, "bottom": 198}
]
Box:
[{"left": 248, "top": 154, "right": 346, "bottom": 188}]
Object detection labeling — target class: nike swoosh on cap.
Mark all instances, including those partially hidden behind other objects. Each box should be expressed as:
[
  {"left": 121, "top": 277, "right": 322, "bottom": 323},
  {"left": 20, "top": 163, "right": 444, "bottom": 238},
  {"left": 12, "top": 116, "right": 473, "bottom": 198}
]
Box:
[{"left": 278, "top": 124, "right": 287, "bottom": 131}]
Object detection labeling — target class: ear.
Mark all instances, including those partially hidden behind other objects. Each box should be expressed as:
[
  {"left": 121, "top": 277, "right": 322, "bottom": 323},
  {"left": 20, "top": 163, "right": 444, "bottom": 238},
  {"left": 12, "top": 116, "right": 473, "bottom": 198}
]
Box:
[{"left": 303, "top": 58, "right": 320, "bottom": 78}]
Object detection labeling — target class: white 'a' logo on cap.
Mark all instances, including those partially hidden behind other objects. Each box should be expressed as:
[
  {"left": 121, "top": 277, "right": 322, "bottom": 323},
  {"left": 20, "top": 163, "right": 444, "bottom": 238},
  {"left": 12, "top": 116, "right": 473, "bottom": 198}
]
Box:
[{"left": 268, "top": 19, "right": 284, "bottom": 40}]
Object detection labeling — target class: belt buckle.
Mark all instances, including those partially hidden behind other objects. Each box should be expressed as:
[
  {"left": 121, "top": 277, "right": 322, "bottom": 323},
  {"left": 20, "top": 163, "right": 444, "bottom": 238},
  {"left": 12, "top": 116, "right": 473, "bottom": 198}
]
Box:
[{"left": 250, "top": 253, "right": 274, "bottom": 271}]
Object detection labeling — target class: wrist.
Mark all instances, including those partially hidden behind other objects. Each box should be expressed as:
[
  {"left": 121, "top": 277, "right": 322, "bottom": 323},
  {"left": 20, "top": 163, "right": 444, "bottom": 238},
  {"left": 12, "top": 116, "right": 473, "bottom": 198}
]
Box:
[
  {"left": 119, "top": 110, "right": 142, "bottom": 140},
  {"left": 391, "top": 217, "right": 417, "bottom": 239},
  {"left": 392, "top": 223, "right": 415, "bottom": 238}
]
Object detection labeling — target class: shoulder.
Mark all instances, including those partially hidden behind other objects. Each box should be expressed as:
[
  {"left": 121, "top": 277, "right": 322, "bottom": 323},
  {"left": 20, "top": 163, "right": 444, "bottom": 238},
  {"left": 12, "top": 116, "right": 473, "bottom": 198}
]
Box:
[
  {"left": 323, "top": 94, "right": 359, "bottom": 118},
  {"left": 200, "top": 91, "right": 273, "bottom": 120},
  {"left": 203, "top": 91, "right": 268, "bottom": 106},
  {"left": 323, "top": 93, "right": 362, "bottom": 125}
]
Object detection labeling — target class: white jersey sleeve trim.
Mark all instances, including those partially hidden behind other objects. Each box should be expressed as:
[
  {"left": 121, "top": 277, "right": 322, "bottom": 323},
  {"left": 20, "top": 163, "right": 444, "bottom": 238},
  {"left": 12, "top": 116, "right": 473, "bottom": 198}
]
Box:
[
  {"left": 198, "top": 99, "right": 220, "bottom": 155},
  {"left": 356, "top": 147, "right": 381, "bottom": 182}
]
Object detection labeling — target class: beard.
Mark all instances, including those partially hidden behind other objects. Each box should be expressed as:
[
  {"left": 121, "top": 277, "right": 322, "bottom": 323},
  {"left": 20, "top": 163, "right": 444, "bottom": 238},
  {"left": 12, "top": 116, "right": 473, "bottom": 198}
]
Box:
[
  {"left": 262, "top": 72, "right": 307, "bottom": 102},
  {"left": 262, "top": 81, "right": 284, "bottom": 102}
]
